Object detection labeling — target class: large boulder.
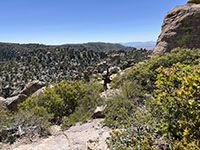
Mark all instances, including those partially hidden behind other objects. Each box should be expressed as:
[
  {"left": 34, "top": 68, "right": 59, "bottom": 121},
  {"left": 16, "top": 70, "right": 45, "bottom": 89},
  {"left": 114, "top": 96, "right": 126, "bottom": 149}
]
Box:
[
  {"left": 31, "top": 87, "right": 46, "bottom": 97},
  {"left": 187, "top": 0, "right": 200, "bottom": 4},
  {"left": 20, "top": 80, "right": 45, "bottom": 97},
  {"left": 0, "top": 81, "right": 45, "bottom": 111},
  {"left": 0, "top": 94, "right": 27, "bottom": 111},
  {"left": 154, "top": 4, "right": 200, "bottom": 54}
]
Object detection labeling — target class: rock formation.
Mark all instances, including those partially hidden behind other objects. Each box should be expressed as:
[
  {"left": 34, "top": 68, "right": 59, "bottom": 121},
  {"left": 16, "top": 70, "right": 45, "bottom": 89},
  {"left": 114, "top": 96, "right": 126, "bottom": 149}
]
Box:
[
  {"left": 0, "top": 47, "right": 151, "bottom": 98},
  {"left": 154, "top": 3, "right": 200, "bottom": 54},
  {"left": 0, "top": 80, "right": 45, "bottom": 111},
  {"left": 187, "top": 0, "right": 200, "bottom": 4},
  {"left": 1, "top": 94, "right": 27, "bottom": 111},
  {"left": 20, "top": 80, "right": 45, "bottom": 97},
  {"left": 6, "top": 119, "right": 111, "bottom": 150}
]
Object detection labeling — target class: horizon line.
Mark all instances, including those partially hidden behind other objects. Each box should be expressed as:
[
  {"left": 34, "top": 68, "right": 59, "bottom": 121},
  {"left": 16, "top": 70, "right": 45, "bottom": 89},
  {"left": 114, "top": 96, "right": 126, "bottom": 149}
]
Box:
[{"left": 0, "top": 40, "right": 156, "bottom": 46}]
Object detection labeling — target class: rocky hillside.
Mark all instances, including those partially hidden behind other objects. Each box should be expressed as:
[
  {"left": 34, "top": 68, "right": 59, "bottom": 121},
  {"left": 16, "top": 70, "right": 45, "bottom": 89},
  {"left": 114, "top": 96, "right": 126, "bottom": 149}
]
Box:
[
  {"left": 2, "top": 1, "right": 200, "bottom": 150},
  {"left": 154, "top": 3, "right": 200, "bottom": 54},
  {"left": 0, "top": 44, "right": 151, "bottom": 98},
  {"left": 0, "top": 42, "right": 132, "bottom": 62},
  {"left": 0, "top": 43, "right": 48, "bottom": 62}
]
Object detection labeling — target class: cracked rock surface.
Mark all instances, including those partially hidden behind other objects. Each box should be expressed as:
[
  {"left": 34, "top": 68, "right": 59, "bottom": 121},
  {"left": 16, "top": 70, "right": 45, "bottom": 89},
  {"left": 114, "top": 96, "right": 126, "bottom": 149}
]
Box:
[{"left": 8, "top": 119, "right": 110, "bottom": 150}]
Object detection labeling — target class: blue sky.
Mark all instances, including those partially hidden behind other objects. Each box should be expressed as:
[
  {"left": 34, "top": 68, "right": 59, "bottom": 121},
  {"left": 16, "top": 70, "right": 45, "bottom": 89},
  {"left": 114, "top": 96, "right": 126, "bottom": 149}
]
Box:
[{"left": 0, "top": 0, "right": 186, "bottom": 45}]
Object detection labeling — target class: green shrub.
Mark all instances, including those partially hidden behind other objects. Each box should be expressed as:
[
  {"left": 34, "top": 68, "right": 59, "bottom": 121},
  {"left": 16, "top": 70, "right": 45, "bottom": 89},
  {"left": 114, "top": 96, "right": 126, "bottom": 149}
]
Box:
[
  {"left": 108, "top": 131, "right": 160, "bottom": 150},
  {"left": 20, "top": 80, "right": 102, "bottom": 128},
  {"left": 106, "top": 106, "right": 160, "bottom": 150},
  {"left": 0, "top": 104, "right": 51, "bottom": 143},
  {"left": 61, "top": 81, "right": 103, "bottom": 128},
  {"left": 0, "top": 105, "right": 14, "bottom": 131},
  {"left": 153, "top": 63, "right": 200, "bottom": 145},
  {"left": 2, "top": 80, "right": 101, "bottom": 143},
  {"left": 121, "top": 80, "right": 143, "bottom": 103},
  {"left": 111, "top": 48, "right": 200, "bottom": 101},
  {"left": 107, "top": 49, "right": 200, "bottom": 149},
  {"left": 103, "top": 96, "right": 134, "bottom": 128}
]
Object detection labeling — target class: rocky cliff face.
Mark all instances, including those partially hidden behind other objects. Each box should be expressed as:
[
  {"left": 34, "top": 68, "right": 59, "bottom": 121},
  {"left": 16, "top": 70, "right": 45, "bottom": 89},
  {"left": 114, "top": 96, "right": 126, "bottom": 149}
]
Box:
[
  {"left": 187, "top": 0, "right": 200, "bottom": 4},
  {"left": 154, "top": 4, "right": 200, "bottom": 54}
]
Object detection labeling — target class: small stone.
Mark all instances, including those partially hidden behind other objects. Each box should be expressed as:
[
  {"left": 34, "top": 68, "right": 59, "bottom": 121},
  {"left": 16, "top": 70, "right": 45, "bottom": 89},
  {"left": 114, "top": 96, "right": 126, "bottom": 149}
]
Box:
[
  {"left": 0, "top": 97, "right": 5, "bottom": 101},
  {"left": 48, "top": 125, "right": 62, "bottom": 136},
  {"left": 92, "top": 106, "right": 105, "bottom": 118}
]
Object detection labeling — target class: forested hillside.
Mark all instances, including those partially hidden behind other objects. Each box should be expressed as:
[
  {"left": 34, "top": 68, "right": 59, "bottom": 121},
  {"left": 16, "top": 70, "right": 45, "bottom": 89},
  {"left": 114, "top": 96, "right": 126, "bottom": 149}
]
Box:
[
  {"left": 0, "top": 42, "right": 133, "bottom": 62},
  {"left": 0, "top": 43, "right": 151, "bottom": 98}
]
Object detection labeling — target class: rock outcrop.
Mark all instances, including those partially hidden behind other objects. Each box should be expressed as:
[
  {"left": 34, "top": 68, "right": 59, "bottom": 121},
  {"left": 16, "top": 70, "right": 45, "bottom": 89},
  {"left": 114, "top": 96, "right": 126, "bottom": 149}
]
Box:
[
  {"left": 20, "top": 80, "right": 45, "bottom": 97},
  {"left": 1, "top": 94, "right": 27, "bottom": 111},
  {"left": 7, "top": 119, "right": 111, "bottom": 150},
  {"left": 187, "top": 0, "right": 200, "bottom": 4},
  {"left": 154, "top": 4, "right": 200, "bottom": 54},
  {"left": 0, "top": 81, "right": 45, "bottom": 111}
]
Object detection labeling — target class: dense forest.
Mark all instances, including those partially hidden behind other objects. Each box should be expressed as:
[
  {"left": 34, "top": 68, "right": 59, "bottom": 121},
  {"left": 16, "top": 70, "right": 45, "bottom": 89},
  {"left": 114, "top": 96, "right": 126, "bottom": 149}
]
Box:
[{"left": 0, "top": 42, "right": 133, "bottom": 62}]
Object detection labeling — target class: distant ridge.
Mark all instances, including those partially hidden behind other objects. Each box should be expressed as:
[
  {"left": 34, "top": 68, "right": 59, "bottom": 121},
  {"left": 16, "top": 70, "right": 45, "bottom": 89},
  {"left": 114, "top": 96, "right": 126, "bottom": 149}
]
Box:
[
  {"left": 0, "top": 42, "right": 135, "bottom": 62},
  {"left": 120, "top": 41, "right": 156, "bottom": 50},
  {"left": 60, "top": 42, "right": 134, "bottom": 51}
]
